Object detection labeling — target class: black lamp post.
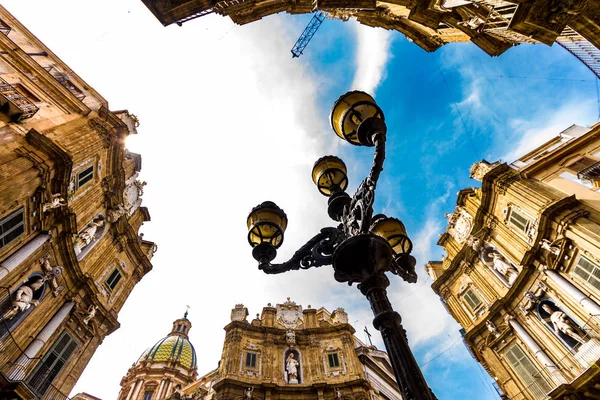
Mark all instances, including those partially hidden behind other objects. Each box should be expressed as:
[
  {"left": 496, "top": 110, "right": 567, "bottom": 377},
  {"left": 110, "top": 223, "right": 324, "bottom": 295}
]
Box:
[{"left": 246, "top": 91, "right": 437, "bottom": 400}]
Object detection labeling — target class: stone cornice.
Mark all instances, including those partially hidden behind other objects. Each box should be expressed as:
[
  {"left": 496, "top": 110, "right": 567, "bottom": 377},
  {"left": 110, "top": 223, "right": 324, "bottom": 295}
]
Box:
[
  {"left": 224, "top": 320, "right": 356, "bottom": 336},
  {"left": 25, "top": 128, "right": 72, "bottom": 196}
]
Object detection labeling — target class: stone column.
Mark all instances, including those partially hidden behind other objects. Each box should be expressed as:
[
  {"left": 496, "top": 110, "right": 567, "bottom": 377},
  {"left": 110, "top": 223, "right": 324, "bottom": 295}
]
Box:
[
  {"left": 131, "top": 378, "right": 144, "bottom": 400},
  {"left": 508, "top": 317, "right": 567, "bottom": 385},
  {"left": 7, "top": 301, "right": 74, "bottom": 380},
  {"left": 0, "top": 234, "right": 50, "bottom": 281},
  {"left": 164, "top": 380, "right": 172, "bottom": 398},
  {"left": 156, "top": 379, "right": 165, "bottom": 399},
  {"left": 544, "top": 270, "right": 600, "bottom": 316}
]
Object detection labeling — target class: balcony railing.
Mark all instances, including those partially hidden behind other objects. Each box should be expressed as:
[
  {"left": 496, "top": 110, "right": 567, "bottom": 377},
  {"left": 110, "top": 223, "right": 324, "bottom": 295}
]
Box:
[
  {"left": 44, "top": 66, "right": 86, "bottom": 101},
  {"left": 0, "top": 287, "right": 71, "bottom": 400},
  {"left": 0, "top": 77, "right": 39, "bottom": 121},
  {"left": 577, "top": 161, "right": 600, "bottom": 182}
]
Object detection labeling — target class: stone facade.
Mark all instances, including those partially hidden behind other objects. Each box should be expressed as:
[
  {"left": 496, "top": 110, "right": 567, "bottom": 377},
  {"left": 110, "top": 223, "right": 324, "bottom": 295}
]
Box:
[
  {"left": 427, "top": 122, "right": 600, "bottom": 400},
  {"left": 140, "top": 0, "right": 600, "bottom": 59},
  {"left": 116, "top": 299, "right": 401, "bottom": 400},
  {"left": 0, "top": 5, "right": 156, "bottom": 399}
]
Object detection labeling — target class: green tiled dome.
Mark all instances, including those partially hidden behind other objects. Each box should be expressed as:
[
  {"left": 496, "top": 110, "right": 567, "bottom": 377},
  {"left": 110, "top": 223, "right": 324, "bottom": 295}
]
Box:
[{"left": 137, "top": 334, "right": 197, "bottom": 370}]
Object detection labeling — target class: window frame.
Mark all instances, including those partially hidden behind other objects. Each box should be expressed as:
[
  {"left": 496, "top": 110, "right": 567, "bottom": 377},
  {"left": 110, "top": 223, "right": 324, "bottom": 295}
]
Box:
[
  {"left": 76, "top": 165, "right": 94, "bottom": 190},
  {"left": 143, "top": 391, "right": 153, "bottom": 400},
  {"left": 572, "top": 254, "right": 600, "bottom": 293},
  {"left": 507, "top": 207, "right": 532, "bottom": 235},
  {"left": 327, "top": 352, "right": 341, "bottom": 369},
  {"left": 461, "top": 287, "right": 485, "bottom": 316},
  {"left": 503, "top": 342, "right": 552, "bottom": 400},
  {"left": 104, "top": 267, "right": 123, "bottom": 292},
  {"left": 245, "top": 351, "right": 258, "bottom": 369},
  {"left": 0, "top": 207, "right": 25, "bottom": 250}
]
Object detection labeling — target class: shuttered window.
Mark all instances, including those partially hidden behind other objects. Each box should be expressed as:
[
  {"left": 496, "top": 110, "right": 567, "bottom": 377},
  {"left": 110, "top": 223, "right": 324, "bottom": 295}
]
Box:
[
  {"left": 245, "top": 352, "right": 257, "bottom": 368},
  {"left": 573, "top": 255, "right": 600, "bottom": 292},
  {"left": 76, "top": 166, "right": 94, "bottom": 189},
  {"left": 508, "top": 208, "right": 531, "bottom": 234},
  {"left": 504, "top": 344, "right": 552, "bottom": 400},
  {"left": 105, "top": 268, "right": 122, "bottom": 292},
  {"left": 0, "top": 207, "right": 24, "bottom": 249},
  {"left": 328, "top": 353, "right": 340, "bottom": 368},
  {"left": 462, "top": 288, "right": 483, "bottom": 312},
  {"left": 566, "top": 157, "right": 597, "bottom": 173},
  {"left": 26, "top": 330, "right": 78, "bottom": 396}
]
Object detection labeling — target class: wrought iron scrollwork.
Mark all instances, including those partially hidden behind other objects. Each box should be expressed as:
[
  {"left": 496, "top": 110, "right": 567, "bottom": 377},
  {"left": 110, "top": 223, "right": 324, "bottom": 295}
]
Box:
[{"left": 259, "top": 227, "right": 345, "bottom": 274}]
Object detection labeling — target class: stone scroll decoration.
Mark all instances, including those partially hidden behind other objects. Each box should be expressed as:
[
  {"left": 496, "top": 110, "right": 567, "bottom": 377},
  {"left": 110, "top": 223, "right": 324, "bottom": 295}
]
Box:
[
  {"left": 73, "top": 214, "right": 107, "bottom": 260},
  {"left": 466, "top": 236, "right": 520, "bottom": 287},
  {"left": 537, "top": 299, "right": 589, "bottom": 349},
  {"left": 445, "top": 206, "right": 473, "bottom": 244}
]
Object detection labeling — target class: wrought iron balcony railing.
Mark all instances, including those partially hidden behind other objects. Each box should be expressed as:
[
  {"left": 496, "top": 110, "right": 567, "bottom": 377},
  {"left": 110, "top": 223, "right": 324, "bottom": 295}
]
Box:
[
  {"left": 0, "top": 287, "right": 71, "bottom": 400},
  {"left": 0, "top": 77, "right": 39, "bottom": 121},
  {"left": 577, "top": 161, "right": 600, "bottom": 181},
  {"left": 44, "top": 66, "right": 86, "bottom": 101}
]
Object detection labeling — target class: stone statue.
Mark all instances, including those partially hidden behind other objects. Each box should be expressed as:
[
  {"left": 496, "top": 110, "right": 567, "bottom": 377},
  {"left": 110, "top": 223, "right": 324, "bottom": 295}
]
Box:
[
  {"left": 39, "top": 254, "right": 63, "bottom": 296},
  {"left": 244, "top": 387, "right": 253, "bottom": 399},
  {"left": 540, "top": 239, "right": 561, "bottom": 256},
  {"left": 285, "top": 329, "right": 296, "bottom": 346},
  {"left": 107, "top": 205, "right": 127, "bottom": 223},
  {"left": 335, "top": 388, "right": 342, "bottom": 399},
  {"left": 43, "top": 193, "right": 67, "bottom": 212},
  {"left": 4, "top": 278, "right": 44, "bottom": 320},
  {"left": 486, "top": 320, "right": 499, "bottom": 338},
  {"left": 134, "top": 180, "right": 147, "bottom": 196},
  {"left": 466, "top": 236, "right": 482, "bottom": 253},
  {"left": 542, "top": 304, "right": 587, "bottom": 344},
  {"left": 76, "top": 219, "right": 105, "bottom": 247},
  {"left": 491, "top": 253, "right": 519, "bottom": 285},
  {"left": 286, "top": 353, "right": 299, "bottom": 383},
  {"left": 83, "top": 305, "right": 97, "bottom": 325}
]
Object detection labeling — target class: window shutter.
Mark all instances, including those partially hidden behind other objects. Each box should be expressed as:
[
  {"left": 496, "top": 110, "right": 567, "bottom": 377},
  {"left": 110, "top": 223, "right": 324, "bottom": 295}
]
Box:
[
  {"left": 27, "top": 331, "right": 78, "bottom": 396},
  {"left": 573, "top": 256, "right": 600, "bottom": 291},
  {"left": 0, "top": 207, "right": 24, "bottom": 249},
  {"left": 509, "top": 209, "right": 530, "bottom": 233},
  {"left": 504, "top": 344, "right": 552, "bottom": 400}
]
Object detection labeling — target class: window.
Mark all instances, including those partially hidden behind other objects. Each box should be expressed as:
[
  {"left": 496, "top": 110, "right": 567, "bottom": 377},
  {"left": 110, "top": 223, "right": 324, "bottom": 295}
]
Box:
[
  {"left": 0, "top": 207, "right": 24, "bottom": 249},
  {"left": 328, "top": 353, "right": 340, "bottom": 368},
  {"left": 245, "top": 351, "right": 257, "bottom": 368},
  {"left": 504, "top": 343, "right": 552, "bottom": 400},
  {"left": 566, "top": 157, "right": 598, "bottom": 174},
  {"left": 76, "top": 166, "right": 94, "bottom": 189},
  {"left": 573, "top": 255, "right": 600, "bottom": 291},
  {"left": 508, "top": 208, "right": 531, "bottom": 234},
  {"left": 105, "top": 268, "right": 122, "bottom": 292},
  {"left": 143, "top": 392, "right": 153, "bottom": 400},
  {"left": 462, "top": 288, "right": 483, "bottom": 313},
  {"left": 14, "top": 84, "right": 40, "bottom": 103},
  {"left": 27, "top": 331, "right": 78, "bottom": 396}
]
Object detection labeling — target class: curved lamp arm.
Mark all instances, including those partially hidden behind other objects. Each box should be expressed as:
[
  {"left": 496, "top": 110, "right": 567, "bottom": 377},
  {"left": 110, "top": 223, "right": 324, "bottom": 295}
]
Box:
[{"left": 259, "top": 227, "right": 345, "bottom": 274}]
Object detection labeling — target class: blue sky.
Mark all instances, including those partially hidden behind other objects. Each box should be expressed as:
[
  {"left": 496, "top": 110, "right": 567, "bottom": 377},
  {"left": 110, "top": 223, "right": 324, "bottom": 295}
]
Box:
[{"left": 5, "top": 2, "right": 599, "bottom": 399}]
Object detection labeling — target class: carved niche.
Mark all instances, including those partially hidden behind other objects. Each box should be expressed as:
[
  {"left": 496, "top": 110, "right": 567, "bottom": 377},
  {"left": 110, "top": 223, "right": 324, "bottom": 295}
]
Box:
[{"left": 467, "top": 236, "right": 520, "bottom": 287}]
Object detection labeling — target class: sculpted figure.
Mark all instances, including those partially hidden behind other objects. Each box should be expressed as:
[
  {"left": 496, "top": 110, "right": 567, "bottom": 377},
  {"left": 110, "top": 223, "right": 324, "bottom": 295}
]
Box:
[
  {"left": 491, "top": 253, "right": 519, "bottom": 285},
  {"left": 542, "top": 304, "right": 586, "bottom": 344},
  {"left": 244, "top": 387, "right": 253, "bottom": 399},
  {"left": 77, "top": 219, "right": 105, "bottom": 246},
  {"left": 540, "top": 239, "right": 561, "bottom": 256},
  {"left": 286, "top": 353, "right": 299, "bottom": 382},
  {"left": 466, "top": 236, "right": 482, "bottom": 253},
  {"left": 335, "top": 388, "right": 342, "bottom": 399},
  {"left": 40, "top": 255, "right": 63, "bottom": 296},
  {"left": 83, "top": 305, "right": 97, "bottom": 325},
  {"left": 43, "top": 193, "right": 67, "bottom": 212},
  {"left": 107, "top": 205, "right": 127, "bottom": 223},
  {"left": 486, "top": 320, "right": 499, "bottom": 338},
  {"left": 4, "top": 278, "right": 44, "bottom": 320}
]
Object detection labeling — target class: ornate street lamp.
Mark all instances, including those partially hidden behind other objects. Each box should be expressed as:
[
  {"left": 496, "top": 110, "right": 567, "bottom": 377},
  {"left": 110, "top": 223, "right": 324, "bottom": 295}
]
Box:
[{"left": 246, "top": 91, "right": 437, "bottom": 400}]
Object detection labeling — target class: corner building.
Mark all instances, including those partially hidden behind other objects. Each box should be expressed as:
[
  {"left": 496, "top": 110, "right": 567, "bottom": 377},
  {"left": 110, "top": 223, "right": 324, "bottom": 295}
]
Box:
[
  {"left": 118, "top": 299, "right": 401, "bottom": 400},
  {"left": 0, "top": 5, "right": 156, "bottom": 399},
  {"left": 426, "top": 122, "right": 600, "bottom": 399}
]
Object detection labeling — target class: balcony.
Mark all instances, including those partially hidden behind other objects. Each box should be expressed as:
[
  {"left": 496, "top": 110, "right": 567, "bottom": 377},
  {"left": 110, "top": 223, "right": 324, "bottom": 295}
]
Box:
[
  {"left": 577, "top": 161, "right": 600, "bottom": 182},
  {"left": 44, "top": 66, "right": 86, "bottom": 101},
  {"left": 0, "top": 287, "right": 71, "bottom": 400},
  {"left": 0, "top": 77, "right": 39, "bottom": 121}
]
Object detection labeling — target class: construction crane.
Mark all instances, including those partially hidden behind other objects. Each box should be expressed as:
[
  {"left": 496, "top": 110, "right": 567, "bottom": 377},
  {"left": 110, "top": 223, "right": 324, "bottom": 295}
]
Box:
[{"left": 291, "top": 12, "right": 326, "bottom": 58}]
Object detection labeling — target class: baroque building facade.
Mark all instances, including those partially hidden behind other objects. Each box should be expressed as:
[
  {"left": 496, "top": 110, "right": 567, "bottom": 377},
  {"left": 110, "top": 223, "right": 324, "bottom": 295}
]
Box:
[
  {"left": 0, "top": 5, "right": 156, "bottom": 399},
  {"left": 112, "top": 299, "right": 401, "bottom": 400},
  {"left": 426, "top": 122, "right": 600, "bottom": 399},
  {"left": 139, "top": 0, "right": 600, "bottom": 77}
]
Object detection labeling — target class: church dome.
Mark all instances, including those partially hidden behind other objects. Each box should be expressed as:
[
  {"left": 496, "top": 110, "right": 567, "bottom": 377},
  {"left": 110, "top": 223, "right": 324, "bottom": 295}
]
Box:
[{"left": 136, "top": 313, "right": 197, "bottom": 370}]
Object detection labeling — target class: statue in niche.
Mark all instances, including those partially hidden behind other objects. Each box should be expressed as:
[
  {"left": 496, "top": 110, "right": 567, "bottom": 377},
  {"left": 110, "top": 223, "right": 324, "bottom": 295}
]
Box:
[
  {"left": 491, "top": 253, "right": 519, "bottom": 285},
  {"left": 40, "top": 255, "right": 63, "bottom": 296},
  {"left": 74, "top": 217, "right": 105, "bottom": 253},
  {"left": 43, "top": 193, "right": 67, "bottom": 213},
  {"left": 542, "top": 304, "right": 587, "bottom": 344},
  {"left": 285, "top": 329, "right": 296, "bottom": 346},
  {"left": 4, "top": 278, "right": 44, "bottom": 320},
  {"left": 286, "top": 353, "right": 299, "bottom": 383},
  {"left": 83, "top": 305, "right": 97, "bottom": 325},
  {"left": 244, "top": 387, "right": 253, "bottom": 399}
]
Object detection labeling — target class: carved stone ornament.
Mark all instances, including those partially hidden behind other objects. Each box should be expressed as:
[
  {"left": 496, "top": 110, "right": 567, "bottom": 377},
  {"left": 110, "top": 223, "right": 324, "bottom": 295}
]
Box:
[
  {"left": 106, "top": 205, "right": 127, "bottom": 223},
  {"left": 486, "top": 320, "right": 500, "bottom": 338},
  {"left": 244, "top": 387, "right": 253, "bottom": 400},
  {"left": 285, "top": 329, "right": 296, "bottom": 346},
  {"left": 446, "top": 206, "right": 473, "bottom": 244},
  {"left": 83, "top": 305, "right": 97, "bottom": 325},
  {"left": 469, "top": 160, "right": 494, "bottom": 182},
  {"left": 4, "top": 278, "right": 44, "bottom": 320},
  {"left": 42, "top": 193, "right": 67, "bottom": 213},
  {"left": 276, "top": 298, "right": 303, "bottom": 329},
  {"left": 519, "top": 282, "right": 547, "bottom": 315},
  {"left": 39, "top": 254, "right": 64, "bottom": 296},
  {"left": 231, "top": 304, "right": 249, "bottom": 322},
  {"left": 460, "top": 260, "right": 474, "bottom": 275}
]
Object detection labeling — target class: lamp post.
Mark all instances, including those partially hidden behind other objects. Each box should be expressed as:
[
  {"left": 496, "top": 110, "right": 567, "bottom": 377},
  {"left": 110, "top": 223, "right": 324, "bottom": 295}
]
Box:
[{"left": 246, "top": 91, "right": 437, "bottom": 400}]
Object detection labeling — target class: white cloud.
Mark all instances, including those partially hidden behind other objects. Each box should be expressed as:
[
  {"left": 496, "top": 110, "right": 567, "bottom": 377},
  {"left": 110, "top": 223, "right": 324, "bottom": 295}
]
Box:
[
  {"left": 502, "top": 99, "right": 599, "bottom": 163},
  {"left": 351, "top": 22, "right": 392, "bottom": 94}
]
